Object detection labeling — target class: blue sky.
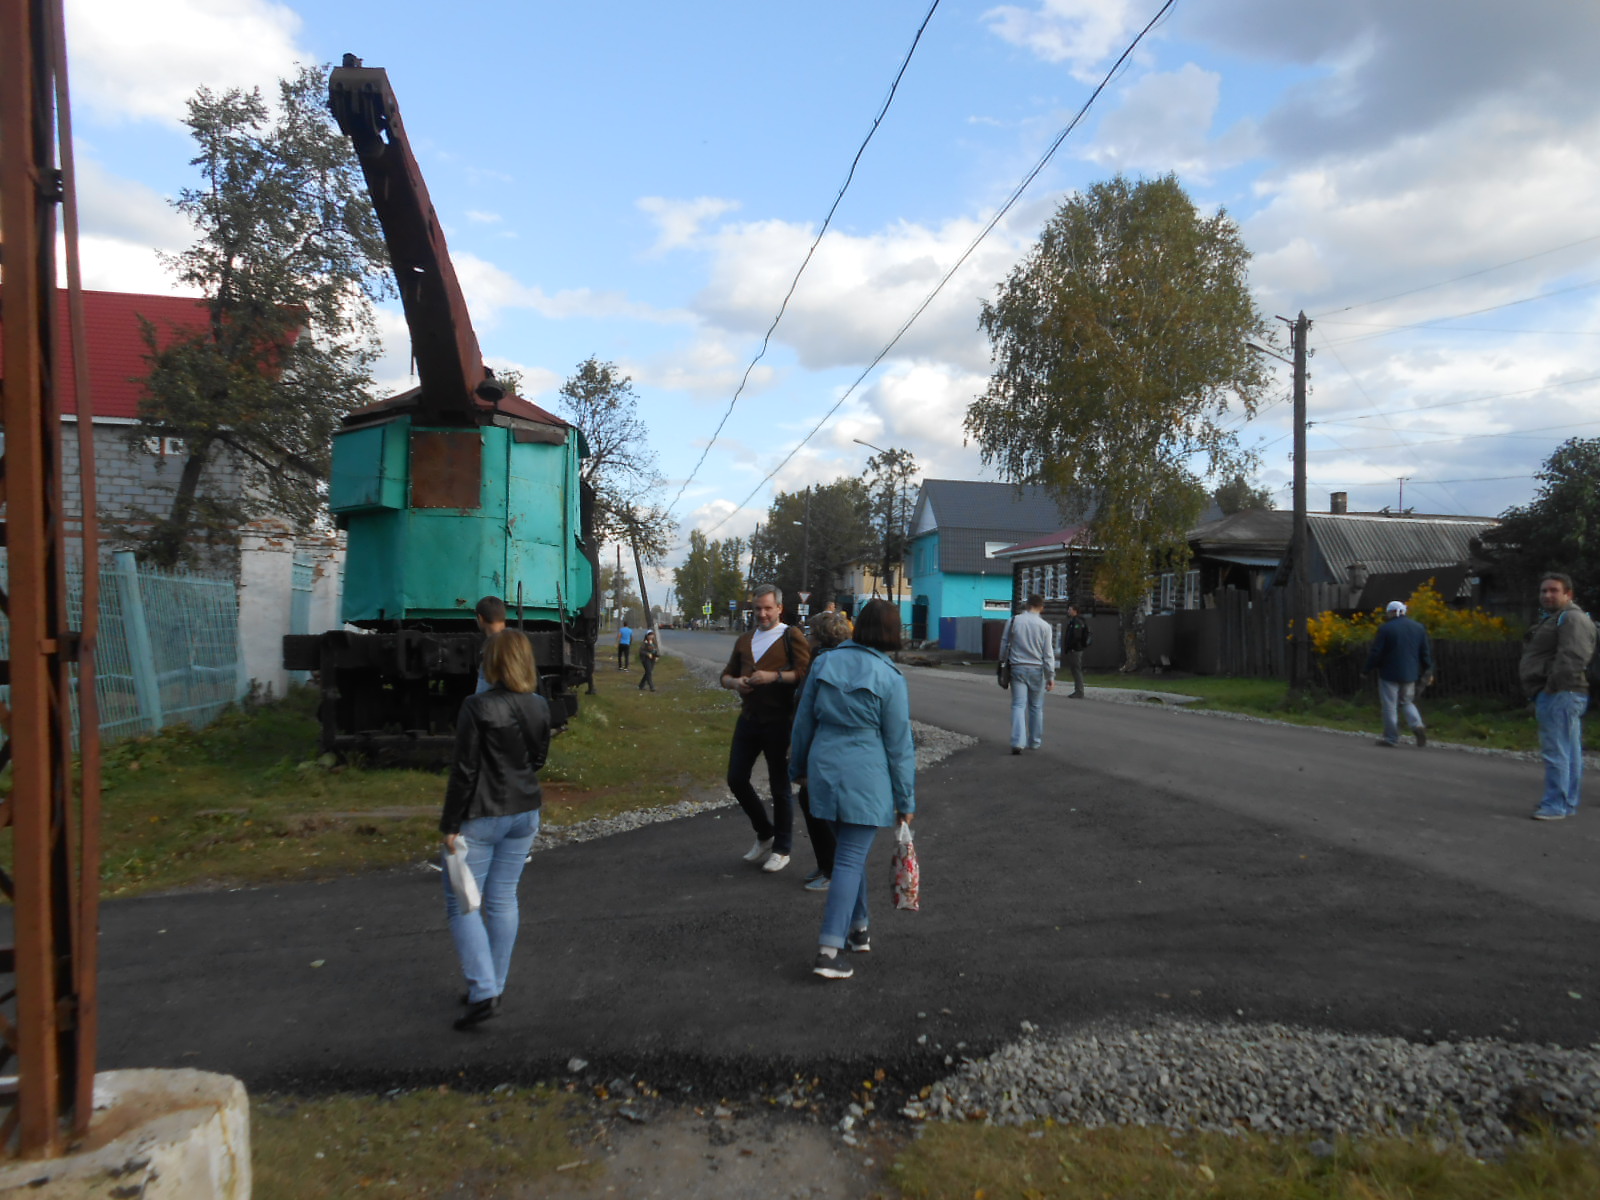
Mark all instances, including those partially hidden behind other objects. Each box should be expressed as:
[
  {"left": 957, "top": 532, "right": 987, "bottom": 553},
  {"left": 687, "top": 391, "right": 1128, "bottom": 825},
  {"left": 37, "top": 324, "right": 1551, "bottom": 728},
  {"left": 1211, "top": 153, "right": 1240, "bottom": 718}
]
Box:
[{"left": 64, "top": 0, "right": 1600, "bottom": 581}]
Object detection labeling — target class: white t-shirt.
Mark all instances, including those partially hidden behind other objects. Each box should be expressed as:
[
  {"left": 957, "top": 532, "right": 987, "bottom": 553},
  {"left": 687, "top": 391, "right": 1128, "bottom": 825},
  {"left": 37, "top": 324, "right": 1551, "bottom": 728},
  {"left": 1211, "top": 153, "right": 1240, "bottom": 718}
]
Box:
[{"left": 750, "top": 623, "right": 789, "bottom": 663}]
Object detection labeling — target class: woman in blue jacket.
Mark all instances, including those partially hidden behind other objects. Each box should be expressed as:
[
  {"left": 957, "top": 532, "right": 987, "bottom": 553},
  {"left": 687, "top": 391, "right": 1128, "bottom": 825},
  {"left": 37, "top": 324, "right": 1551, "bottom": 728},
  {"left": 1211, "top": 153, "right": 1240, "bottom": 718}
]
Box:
[{"left": 789, "top": 599, "right": 916, "bottom": 979}]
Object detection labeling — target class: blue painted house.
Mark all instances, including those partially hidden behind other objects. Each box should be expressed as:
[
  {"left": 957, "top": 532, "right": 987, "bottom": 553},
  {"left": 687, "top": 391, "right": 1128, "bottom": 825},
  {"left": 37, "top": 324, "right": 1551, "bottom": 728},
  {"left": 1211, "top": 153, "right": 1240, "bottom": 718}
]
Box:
[{"left": 908, "top": 479, "right": 1081, "bottom": 640}]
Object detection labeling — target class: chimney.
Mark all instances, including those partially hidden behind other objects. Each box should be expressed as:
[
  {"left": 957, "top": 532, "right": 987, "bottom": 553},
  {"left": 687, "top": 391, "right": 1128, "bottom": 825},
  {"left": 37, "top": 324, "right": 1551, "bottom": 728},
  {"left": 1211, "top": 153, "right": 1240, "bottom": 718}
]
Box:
[{"left": 1330, "top": 491, "right": 1348, "bottom": 515}]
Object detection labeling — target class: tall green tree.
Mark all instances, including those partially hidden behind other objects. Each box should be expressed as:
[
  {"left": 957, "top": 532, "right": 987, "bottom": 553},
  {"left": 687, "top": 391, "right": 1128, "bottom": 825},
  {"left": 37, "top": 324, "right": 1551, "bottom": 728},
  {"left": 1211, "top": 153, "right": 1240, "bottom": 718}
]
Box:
[
  {"left": 1214, "top": 474, "right": 1275, "bottom": 515},
  {"left": 965, "top": 173, "right": 1273, "bottom": 665},
  {"left": 861, "top": 447, "right": 919, "bottom": 601},
  {"left": 748, "top": 479, "right": 872, "bottom": 606},
  {"left": 557, "top": 356, "right": 672, "bottom": 561},
  {"left": 133, "top": 64, "right": 391, "bottom": 568},
  {"left": 1480, "top": 437, "right": 1600, "bottom": 611},
  {"left": 672, "top": 529, "right": 747, "bottom": 622}
]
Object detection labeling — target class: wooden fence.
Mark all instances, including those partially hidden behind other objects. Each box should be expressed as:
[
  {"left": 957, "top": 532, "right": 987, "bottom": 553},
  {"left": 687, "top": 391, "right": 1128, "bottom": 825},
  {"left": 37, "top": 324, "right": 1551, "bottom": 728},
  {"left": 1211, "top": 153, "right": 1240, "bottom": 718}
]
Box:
[{"left": 1146, "top": 585, "right": 1524, "bottom": 699}]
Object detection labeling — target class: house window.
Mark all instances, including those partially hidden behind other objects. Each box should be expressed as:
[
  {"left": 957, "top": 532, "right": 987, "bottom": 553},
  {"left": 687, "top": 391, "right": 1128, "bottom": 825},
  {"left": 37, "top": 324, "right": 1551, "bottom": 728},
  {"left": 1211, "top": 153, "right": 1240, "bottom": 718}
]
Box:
[
  {"left": 1158, "top": 573, "right": 1176, "bottom": 612},
  {"left": 144, "top": 435, "right": 186, "bottom": 458},
  {"left": 1044, "top": 563, "right": 1057, "bottom": 600},
  {"left": 1183, "top": 569, "right": 1200, "bottom": 610},
  {"left": 985, "top": 541, "right": 1011, "bottom": 559}
]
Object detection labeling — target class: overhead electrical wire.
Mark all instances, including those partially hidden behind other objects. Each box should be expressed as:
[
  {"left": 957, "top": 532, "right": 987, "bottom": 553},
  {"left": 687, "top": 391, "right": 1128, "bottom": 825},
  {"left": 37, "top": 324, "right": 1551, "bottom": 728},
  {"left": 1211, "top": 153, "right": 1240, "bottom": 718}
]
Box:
[
  {"left": 1312, "top": 232, "right": 1600, "bottom": 318},
  {"left": 1313, "top": 371, "right": 1600, "bottom": 424},
  {"left": 667, "top": 0, "right": 942, "bottom": 517},
  {"left": 702, "top": 0, "right": 1183, "bottom": 535},
  {"left": 1304, "top": 416, "right": 1600, "bottom": 453},
  {"left": 1317, "top": 278, "right": 1600, "bottom": 348}
]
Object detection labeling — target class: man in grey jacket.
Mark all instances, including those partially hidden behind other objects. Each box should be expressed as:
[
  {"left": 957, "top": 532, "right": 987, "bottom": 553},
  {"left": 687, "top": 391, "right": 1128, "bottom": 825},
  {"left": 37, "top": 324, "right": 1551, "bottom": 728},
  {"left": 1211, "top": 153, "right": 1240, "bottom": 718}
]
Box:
[
  {"left": 1520, "top": 572, "right": 1596, "bottom": 821},
  {"left": 999, "top": 593, "right": 1057, "bottom": 754}
]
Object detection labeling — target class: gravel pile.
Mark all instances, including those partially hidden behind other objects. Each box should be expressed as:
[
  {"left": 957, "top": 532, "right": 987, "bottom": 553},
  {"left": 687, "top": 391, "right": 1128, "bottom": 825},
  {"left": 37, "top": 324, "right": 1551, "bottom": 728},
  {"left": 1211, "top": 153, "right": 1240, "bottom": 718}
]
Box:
[
  {"left": 902, "top": 1017, "right": 1600, "bottom": 1153},
  {"left": 531, "top": 651, "right": 972, "bottom": 854}
]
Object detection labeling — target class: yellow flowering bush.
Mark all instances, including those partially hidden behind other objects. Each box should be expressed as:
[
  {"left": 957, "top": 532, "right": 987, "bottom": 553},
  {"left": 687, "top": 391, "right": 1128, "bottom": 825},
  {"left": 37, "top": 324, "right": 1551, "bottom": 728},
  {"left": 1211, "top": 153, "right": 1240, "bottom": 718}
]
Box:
[{"left": 1311, "top": 580, "right": 1515, "bottom": 660}]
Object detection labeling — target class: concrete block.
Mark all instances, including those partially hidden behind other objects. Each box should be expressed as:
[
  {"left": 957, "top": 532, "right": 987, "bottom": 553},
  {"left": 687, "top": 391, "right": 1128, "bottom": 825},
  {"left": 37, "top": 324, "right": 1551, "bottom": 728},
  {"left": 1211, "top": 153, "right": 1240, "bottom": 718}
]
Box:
[{"left": 0, "top": 1069, "right": 250, "bottom": 1199}]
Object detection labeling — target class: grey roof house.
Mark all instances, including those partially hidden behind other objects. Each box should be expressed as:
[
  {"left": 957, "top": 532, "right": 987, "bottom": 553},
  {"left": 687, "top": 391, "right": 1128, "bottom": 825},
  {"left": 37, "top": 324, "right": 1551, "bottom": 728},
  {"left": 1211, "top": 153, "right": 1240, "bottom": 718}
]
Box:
[{"left": 908, "top": 479, "right": 1083, "bottom": 634}]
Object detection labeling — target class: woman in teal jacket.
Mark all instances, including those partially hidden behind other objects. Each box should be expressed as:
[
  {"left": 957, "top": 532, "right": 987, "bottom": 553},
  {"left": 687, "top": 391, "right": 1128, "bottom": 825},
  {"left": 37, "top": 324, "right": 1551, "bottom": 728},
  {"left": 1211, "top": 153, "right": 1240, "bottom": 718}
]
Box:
[{"left": 789, "top": 599, "right": 915, "bottom": 979}]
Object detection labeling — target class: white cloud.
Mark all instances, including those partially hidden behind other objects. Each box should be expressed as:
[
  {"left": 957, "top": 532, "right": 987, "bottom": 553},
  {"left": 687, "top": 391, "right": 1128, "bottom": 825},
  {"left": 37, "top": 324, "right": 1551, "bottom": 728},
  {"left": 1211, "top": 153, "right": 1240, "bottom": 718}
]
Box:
[
  {"left": 981, "top": 0, "right": 1142, "bottom": 81},
  {"left": 691, "top": 213, "right": 1027, "bottom": 375},
  {"left": 60, "top": 159, "right": 191, "bottom": 292},
  {"left": 465, "top": 210, "right": 503, "bottom": 225},
  {"left": 1086, "top": 64, "right": 1259, "bottom": 179},
  {"left": 682, "top": 498, "right": 761, "bottom": 541},
  {"left": 452, "top": 252, "right": 690, "bottom": 328},
  {"left": 637, "top": 196, "right": 741, "bottom": 254},
  {"left": 66, "top": 0, "right": 308, "bottom": 125}
]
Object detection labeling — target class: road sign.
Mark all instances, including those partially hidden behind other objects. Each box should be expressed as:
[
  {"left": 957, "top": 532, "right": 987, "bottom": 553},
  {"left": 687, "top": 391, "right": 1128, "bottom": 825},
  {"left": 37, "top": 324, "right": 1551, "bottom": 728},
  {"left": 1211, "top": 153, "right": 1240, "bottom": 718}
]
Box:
[
  {"left": 798, "top": 591, "right": 811, "bottom": 603},
  {"left": 728, "top": 600, "right": 738, "bottom": 609},
  {"left": 797, "top": 604, "right": 810, "bottom": 617},
  {"left": 701, "top": 603, "right": 712, "bottom": 616}
]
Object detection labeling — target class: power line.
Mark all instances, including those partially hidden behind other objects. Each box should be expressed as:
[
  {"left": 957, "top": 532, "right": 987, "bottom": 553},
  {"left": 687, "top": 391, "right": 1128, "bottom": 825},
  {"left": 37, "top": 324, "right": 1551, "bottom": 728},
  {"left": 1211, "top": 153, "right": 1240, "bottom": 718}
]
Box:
[
  {"left": 667, "top": 0, "right": 941, "bottom": 516},
  {"left": 702, "top": 0, "right": 1183, "bottom": 534},
  {"left": 1311, "top": 371, "right": 1600, "bottom": 424},
  {"left": 1318, "top": 278, "right": 1600, "bottom": 348},
  {"left": 1305, "top": 416, "right": 1600, "bottom": 453},
  {"left": 1312, "top": 233, "right": 1600, "bottom": 318}
]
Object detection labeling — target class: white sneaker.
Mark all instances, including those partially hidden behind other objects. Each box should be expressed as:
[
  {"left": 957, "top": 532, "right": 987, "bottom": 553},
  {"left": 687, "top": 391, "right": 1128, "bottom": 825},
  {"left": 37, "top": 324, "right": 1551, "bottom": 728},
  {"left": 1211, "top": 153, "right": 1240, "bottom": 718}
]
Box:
[
  {"left": 742, "top": 837, "right": 775, "bottom": 862},
  {"left": 762, "top": 853, "right": 791, "bottom": 873}
]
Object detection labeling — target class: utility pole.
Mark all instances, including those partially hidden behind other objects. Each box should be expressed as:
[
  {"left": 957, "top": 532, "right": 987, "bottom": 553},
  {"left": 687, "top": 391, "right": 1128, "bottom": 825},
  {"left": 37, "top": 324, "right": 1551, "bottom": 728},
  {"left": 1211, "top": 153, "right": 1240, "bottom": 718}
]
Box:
[
  {"left": 1289, "top": 310, "right": 1312, "bottom": 691},
  {"left": 801, "top": 486, "right": 812, "bottom": 603}
]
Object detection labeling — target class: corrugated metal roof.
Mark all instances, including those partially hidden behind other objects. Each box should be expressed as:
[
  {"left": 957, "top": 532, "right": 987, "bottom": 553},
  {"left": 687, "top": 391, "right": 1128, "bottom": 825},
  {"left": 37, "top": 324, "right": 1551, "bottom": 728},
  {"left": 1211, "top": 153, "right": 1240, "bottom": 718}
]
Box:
[{"left": 1307, "top": 513, "right": 1496, "bottom": 581}]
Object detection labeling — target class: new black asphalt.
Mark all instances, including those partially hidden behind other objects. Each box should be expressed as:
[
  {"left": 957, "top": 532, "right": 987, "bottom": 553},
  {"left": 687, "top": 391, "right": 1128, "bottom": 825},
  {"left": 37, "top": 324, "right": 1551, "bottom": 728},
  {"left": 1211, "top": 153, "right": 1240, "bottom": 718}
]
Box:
[{"left": 98, "top": 634, "right": 1600, "bottom": 1098}]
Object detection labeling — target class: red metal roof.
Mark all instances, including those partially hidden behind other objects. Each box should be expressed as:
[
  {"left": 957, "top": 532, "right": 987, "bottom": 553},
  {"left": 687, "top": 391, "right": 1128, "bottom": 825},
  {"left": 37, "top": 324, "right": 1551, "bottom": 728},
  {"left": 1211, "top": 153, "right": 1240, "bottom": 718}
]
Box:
[{"left": 0, "top": 288, "right": 210, "bottom": 420}]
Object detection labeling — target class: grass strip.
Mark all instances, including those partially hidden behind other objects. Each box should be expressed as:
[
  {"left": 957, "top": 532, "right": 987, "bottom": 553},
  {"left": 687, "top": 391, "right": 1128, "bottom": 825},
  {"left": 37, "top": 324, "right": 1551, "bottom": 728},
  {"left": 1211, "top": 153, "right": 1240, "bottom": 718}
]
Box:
[
  {"left": 890, "top": 1121, "right": 1600, "bottom": 1199},
  {"left": 251, "top": 1086, "right": 598, "bottom": 1199},
  {"left": 1, "top": 654, "right": 738, "bottom": 897},
  {"left": 1076, "top": 673, "right": 1542, "bottom": 752}
]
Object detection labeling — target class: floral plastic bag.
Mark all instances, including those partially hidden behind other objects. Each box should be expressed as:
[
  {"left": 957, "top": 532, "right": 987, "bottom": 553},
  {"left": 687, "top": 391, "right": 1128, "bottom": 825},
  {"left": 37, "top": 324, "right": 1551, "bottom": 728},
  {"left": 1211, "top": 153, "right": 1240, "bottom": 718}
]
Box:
[{"left": 892, "top": 822, "right": 920, "bottom": 912}]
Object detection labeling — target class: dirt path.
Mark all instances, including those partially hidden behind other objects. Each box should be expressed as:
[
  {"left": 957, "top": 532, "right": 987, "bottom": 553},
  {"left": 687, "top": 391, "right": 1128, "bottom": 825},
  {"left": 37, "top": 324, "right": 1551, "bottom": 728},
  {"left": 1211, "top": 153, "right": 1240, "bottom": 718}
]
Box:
[{"left": 535, "top": 1105, "right": 902, "bottom": 1199}]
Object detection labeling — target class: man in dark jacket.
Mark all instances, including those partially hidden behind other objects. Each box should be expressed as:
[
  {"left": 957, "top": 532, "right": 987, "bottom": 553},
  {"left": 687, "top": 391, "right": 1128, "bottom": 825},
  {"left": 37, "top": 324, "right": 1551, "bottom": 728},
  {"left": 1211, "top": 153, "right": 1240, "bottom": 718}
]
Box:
[
  {"left": 1364, "top": 600, "right": 1432, "bottom": 747},
  {"left": 1519, "top": 572, "right": 1595, "bottom": 820},
  {"left": 1062, "top": 604, "right": 1091, "bottom": 698}
]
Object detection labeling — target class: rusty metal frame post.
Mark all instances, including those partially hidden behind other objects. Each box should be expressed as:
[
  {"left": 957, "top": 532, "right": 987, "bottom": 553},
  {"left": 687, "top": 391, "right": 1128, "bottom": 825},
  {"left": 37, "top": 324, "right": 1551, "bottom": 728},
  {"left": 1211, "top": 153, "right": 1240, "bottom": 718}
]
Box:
[{"left": 0, "top": 0, "right": 102, "bottom": 1158}]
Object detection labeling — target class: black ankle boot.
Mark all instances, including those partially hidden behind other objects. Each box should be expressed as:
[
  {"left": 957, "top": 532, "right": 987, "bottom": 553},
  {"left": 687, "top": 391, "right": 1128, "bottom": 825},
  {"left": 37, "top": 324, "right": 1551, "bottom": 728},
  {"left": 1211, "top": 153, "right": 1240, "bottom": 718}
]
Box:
[{"left": 453, "top": 996, "right": 500, "bottom": 1030}]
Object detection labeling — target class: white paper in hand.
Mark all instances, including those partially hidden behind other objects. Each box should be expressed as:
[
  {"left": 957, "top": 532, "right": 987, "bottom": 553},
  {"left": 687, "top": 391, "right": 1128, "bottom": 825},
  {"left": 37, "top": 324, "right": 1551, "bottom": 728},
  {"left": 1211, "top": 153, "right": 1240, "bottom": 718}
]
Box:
[{"left": 445, "top": 839, "right": 481, "bottom": 914}]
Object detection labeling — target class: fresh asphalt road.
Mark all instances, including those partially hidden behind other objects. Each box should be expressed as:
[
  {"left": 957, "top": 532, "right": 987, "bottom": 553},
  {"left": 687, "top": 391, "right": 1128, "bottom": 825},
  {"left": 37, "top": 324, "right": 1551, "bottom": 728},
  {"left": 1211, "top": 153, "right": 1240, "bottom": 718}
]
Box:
[{"left": 97, "top": 632, "right": 1599, "bottom": 1094}]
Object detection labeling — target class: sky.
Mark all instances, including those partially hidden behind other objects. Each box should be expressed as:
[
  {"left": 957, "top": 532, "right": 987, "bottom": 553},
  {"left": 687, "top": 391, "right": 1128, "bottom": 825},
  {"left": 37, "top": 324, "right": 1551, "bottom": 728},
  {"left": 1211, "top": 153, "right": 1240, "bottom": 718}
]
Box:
[{"left": 60, "top": 0, "right": 1600, "bottom": 595}]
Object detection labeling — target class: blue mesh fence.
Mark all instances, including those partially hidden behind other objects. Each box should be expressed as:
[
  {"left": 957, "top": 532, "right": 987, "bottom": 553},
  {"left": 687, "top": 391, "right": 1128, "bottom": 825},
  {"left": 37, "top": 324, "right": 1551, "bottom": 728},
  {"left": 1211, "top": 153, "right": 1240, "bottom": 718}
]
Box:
[{"left": 0, "top": 551, "right": 240, "bottom": 744}]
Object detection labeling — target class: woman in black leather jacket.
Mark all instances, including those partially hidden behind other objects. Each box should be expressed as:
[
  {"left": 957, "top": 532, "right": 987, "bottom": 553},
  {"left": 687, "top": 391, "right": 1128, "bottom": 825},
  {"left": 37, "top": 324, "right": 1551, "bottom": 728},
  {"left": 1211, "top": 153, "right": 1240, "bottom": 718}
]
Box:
[{"left": 440, "top": 630, "right": 552, "bottom": 1030}]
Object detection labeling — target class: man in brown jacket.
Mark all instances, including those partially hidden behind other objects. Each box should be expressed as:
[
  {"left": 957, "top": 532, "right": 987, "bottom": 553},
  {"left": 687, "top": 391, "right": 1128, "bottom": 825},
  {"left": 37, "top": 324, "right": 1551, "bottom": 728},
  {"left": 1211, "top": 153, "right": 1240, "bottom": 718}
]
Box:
[
  {"left": 721, "top": 583, "right": 811, "bottom": 872},
  {"left": 1520, "top": 572, "right": 1595, "bottom": 820}
]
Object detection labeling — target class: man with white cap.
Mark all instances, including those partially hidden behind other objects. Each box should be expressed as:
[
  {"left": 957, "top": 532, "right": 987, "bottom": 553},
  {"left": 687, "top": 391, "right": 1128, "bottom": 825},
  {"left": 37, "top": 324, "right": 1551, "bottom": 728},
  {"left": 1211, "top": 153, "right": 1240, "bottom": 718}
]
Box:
[{"left": 1364, "top": 600, "right": 1433, "bottom": 747}]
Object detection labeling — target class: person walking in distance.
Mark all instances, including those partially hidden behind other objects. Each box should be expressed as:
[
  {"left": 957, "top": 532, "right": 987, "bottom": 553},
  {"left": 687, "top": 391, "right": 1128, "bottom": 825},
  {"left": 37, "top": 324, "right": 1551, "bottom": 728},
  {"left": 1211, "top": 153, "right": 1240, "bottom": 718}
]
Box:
[
  {"left": 1000, "top": 593, "right": 1057, "bottom": 753},
  {"left": 721, "top": 584, "right": 812, "bottom": 872},
  {"left": 1364, "top": 600, "right": 1432, "bottom": 748},
  {"left": 1520, "top": 573, "right": 1595, "bottom": 821},
  {"left": 1062, "top": 603, "right": 1091, "bottom": 699},
  {"left": 617, "top": 622, "right": 633, "bottom": 671},
  {"left": 789, "top": 599, "right": 915, "bottom": 979},
  {"left": 439, "top": 630, "right": 551, "bottom": 1030},
  {"left": 637, "top": 628, "right": 660, "bottom": 692}
]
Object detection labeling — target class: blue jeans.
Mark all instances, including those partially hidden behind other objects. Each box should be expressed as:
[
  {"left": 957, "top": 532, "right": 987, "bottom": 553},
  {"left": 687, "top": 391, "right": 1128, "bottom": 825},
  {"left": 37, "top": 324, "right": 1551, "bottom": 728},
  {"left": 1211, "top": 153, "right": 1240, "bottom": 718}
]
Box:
[
  {"left": 819, "top": 822, "right": 876, "bottom": 949},
  {"left": 1535, "top": 691, "right": 1588, "bottom": 816},
  {"left": 1010, "top": 664, "right": 1048, "bottom": 749},
  {"left": 443, "top": 810, "right": 540, "bottom": 1003},
  {"left": 1378, "top": 679, "right": 1423, "bottom": 744}
]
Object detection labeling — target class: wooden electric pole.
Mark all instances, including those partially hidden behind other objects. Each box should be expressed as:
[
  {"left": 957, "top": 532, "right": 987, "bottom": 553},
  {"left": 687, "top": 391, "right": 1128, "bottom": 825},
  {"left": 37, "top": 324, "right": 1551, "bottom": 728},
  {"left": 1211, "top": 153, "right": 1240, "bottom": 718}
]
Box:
[{"left": 1289, "top": 310, "right": 1312, "bottom": 691}]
